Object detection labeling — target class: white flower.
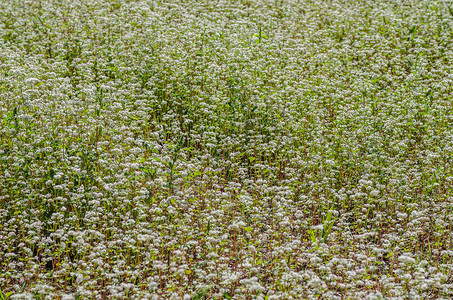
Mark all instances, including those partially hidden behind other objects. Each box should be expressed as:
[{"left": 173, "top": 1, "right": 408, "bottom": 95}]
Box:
[{"left": 398, "top": 255, "right": 415, "bottom": 265}]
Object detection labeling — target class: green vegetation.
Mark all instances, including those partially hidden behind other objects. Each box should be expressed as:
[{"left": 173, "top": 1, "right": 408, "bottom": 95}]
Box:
[{"left": 1, "top": 0, "right": 453, "bottom": 298}]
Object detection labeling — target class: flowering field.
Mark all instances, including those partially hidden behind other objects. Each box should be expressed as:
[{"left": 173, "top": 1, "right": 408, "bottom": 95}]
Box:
[{"left": 1, "top": 0, "right": 453, "bottom": 299}]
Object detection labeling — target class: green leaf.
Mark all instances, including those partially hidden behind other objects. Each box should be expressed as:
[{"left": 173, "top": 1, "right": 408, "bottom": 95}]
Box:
[
  {"left": 0, "top": 289, "right": 12, "bottom": 300},
  {"left": 322, "top": 209, "right": 336, "bottom": 243},
  {"left": 192, "top": 286, "right": 211, "bottom": 300},
  {"left": 244, "top": 226, "right": 253, "bottom": 233},
  {"left": 310, "top": 230, "right": 317, "bottom": 246}
]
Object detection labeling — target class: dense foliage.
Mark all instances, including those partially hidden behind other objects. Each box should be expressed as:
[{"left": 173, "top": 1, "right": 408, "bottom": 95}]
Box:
[{"left": 1, "top": 0, "right": 453, "bottom": 298}]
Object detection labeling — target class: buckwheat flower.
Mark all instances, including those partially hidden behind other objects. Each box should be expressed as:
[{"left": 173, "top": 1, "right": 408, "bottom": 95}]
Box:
[
  {"left": 312, "top": 224, "right": 324, "bottom": 231},
  {"left": 240, "top": 277, "right": 265, "bottom": 293},
  {"left": 25, "top": 78, "right": 40, "bottom": 85},
  {"left": 370, "top": 190, "right": 380, "bottom": 197},
  {"left": 10, "top": 293, "right": 34, "bottom": 300}
]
